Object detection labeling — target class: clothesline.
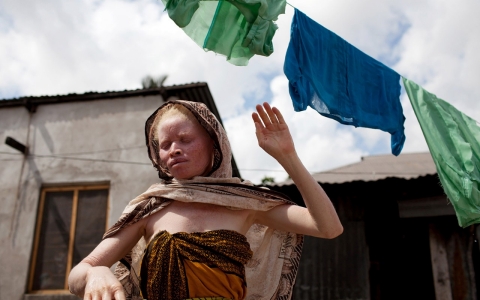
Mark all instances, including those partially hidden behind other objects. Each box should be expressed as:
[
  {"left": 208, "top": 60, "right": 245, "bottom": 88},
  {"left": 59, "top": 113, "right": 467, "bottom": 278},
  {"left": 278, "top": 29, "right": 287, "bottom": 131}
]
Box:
[{"left": 159, "top": 0, "right": 480, "bottom": 228}]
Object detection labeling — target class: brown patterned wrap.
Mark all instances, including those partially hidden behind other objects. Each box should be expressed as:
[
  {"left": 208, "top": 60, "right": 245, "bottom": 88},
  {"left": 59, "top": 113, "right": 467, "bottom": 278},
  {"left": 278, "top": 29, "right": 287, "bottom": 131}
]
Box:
[
  {"left": 104, "top": 100, "right": 304, "bottom": 300},
  {"left": 140, "top": 230, "right": 252, "bottom": 300}
]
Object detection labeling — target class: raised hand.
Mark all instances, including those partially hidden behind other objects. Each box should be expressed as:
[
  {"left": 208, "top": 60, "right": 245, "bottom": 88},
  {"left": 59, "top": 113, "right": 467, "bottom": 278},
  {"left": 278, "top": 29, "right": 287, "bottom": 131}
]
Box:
[
  {"left": 252, "top": 102, "right": 343, "bottom": 239},
  {"left": 252, "top": 102, "right": 296, "bottom": 162}
]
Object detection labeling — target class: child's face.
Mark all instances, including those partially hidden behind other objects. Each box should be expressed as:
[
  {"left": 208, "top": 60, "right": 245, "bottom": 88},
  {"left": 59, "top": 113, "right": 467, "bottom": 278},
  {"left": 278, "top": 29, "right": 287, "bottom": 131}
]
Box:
[{"left": 157, "top": 113, "right": 214, "bottom": 180}]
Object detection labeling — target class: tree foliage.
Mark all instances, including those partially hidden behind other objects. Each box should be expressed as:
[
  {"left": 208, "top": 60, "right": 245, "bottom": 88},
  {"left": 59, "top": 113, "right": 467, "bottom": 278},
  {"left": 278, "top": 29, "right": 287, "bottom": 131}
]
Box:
[
  {"left": 261, "top": 176, "right": 275, "bottom": 185},
  {"left": 141, "top": 75, "right": 168, "bottom": 89}
]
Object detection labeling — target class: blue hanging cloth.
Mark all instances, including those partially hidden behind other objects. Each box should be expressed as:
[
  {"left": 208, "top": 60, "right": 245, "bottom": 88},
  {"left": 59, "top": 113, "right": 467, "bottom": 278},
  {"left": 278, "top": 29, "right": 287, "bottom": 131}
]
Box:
[{"left": 284, "top": 9, "right": 405, "bottom": 155}]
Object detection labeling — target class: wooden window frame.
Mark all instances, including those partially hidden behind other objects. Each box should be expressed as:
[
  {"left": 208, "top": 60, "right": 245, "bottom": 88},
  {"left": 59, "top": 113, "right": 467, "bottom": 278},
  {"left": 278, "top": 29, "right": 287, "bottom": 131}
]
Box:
[{"left": 28, "top": 184, "right": 110, "bottom": 294}]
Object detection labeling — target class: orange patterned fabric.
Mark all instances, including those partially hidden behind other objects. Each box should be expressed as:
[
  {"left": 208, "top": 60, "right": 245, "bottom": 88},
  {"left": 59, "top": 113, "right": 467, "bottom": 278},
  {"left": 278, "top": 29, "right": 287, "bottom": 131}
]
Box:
[
  {"left": 184, "top": 260, "right": 246, "bottom": 300},
  {"left": 140, "top": 230, "right": 252, "bottom": 300}
]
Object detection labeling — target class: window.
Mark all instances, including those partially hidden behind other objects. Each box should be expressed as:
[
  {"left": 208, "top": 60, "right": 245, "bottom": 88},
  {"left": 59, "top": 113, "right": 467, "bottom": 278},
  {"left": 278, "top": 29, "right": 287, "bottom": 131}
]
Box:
[{"left": 28, "top": 185, "right": 109, "bottom": 293}]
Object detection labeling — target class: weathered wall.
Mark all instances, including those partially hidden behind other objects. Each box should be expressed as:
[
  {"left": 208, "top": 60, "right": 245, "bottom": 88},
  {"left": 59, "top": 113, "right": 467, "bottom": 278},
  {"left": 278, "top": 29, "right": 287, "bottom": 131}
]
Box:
[
  {"left": 293, "top": 197, "right": 370, "bottom": 300},
  {"left": 0, "top": 95, "right": 164, "bottom": 300},
  {"left": 0, "top": 106, "right": 32, "bottom": 299}
]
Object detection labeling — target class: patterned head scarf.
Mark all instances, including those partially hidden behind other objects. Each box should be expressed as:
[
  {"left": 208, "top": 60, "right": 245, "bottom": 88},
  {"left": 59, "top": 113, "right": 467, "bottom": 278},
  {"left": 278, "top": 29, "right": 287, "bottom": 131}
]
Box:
[{"left": 145, "top": 100, "right": 231, "bottom": 180}]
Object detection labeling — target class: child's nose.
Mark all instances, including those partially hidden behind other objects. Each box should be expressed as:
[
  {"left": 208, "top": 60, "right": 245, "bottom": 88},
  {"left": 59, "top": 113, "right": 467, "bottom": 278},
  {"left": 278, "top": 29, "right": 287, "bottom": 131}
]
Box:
[{"left": 170, "top": 144, "right": 182, "bottom": 156}]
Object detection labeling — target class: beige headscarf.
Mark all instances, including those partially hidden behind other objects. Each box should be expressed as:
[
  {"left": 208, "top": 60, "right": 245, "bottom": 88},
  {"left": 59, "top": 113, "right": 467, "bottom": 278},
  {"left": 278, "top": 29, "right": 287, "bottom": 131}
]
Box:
[{"left": 104, "top": 100, "right": 303, "bottom": 300}]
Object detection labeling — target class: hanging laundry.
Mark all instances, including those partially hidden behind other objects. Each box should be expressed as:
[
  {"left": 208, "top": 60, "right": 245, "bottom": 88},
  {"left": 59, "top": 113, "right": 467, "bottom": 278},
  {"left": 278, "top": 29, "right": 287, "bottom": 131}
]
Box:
[
  {"left": 403, "top": 77, "right": 480, "bottom": 227},
  {"left": 284, "top": 9, "right": 405, "bottom": 155},
  {"left": 161, "top": 0, "right": 286, "bottom": 66}
]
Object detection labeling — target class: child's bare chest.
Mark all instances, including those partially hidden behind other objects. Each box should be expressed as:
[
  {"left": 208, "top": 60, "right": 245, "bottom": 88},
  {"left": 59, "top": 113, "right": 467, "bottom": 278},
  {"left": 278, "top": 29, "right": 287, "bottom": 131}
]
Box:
[{"left": 144, "top": 201, "right": 253, "bottom": 243}]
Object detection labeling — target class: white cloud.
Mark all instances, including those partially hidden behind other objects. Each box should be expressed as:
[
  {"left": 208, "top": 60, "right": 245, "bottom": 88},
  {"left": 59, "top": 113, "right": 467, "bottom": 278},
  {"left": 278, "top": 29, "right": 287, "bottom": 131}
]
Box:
[
  {"left": 394, "top": 0, "right": 480, "bottom": 116},
  {"left": 1, "top": 0, "right": 479, "bottom": 183},
  {"left": 226, "top": 76, "right": 365, "bottom": 184}
]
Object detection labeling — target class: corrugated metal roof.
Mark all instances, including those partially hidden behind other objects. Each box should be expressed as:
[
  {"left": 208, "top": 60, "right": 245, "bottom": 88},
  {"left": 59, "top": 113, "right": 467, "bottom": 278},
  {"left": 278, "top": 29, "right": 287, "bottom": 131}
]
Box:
[
  {"left": 275, "top": 152, "right": 437, "bottom": 186},
  {"left": 0, "top": 83, "right": 217, "bottom": 112}
]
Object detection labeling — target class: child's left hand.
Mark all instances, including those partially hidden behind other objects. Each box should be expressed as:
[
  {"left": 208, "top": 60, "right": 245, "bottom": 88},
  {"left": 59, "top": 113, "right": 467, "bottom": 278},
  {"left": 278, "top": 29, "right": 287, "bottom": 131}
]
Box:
[{"left": 252, "top": 102, "right": 296, "bottom": 162}]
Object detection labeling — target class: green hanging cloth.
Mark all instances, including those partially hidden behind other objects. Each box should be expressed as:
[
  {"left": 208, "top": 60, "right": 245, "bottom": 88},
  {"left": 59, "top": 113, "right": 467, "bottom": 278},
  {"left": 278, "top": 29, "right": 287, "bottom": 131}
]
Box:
[
  {"left": 161, "top": 0, "right": 286, "bottom": 66},
  {"left": 403, "top": 77, "right": 480, "bottom": 227}
]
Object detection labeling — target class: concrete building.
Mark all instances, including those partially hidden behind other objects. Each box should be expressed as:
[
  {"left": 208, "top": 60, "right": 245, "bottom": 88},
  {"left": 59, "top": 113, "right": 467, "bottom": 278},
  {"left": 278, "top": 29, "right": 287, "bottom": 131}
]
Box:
[{"left": 0, "top": 83, "right": 239, "bottom": 300}]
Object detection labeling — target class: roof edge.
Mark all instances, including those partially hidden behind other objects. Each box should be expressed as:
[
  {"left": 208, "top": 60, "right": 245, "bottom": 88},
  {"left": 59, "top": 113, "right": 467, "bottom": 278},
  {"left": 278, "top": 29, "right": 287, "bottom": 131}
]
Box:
[{"left": 0, "top": 83, "right": 210, "bottom": 112}]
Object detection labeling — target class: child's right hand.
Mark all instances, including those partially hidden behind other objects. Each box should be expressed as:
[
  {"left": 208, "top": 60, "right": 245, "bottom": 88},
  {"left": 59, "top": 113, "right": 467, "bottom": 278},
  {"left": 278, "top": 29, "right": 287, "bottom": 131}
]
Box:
[{"left": 83, "top": 265, "right": 125, "bottom": 300}]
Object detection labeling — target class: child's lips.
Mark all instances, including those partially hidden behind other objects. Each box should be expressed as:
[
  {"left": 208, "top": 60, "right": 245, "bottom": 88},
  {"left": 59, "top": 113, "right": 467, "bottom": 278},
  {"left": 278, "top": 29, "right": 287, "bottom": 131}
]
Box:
[{"left": 169, "top": 158, "right": 188, "bottom": 168}]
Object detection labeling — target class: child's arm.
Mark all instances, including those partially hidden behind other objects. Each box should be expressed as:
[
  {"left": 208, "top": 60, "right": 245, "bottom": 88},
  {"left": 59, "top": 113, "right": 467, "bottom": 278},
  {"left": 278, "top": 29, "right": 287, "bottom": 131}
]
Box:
[
  {"left": 252, "top": 103, "right": 343, "bottom": 238},
  {"left": 68, "top": 218, "right": 145, "bottom": 299}
]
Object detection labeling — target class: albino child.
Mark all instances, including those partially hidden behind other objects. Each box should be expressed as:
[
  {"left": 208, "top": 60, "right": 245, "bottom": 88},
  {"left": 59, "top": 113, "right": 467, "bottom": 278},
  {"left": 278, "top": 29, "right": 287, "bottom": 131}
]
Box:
[{"left": 68, "top": 100, "right": 343, "bottom": 300}]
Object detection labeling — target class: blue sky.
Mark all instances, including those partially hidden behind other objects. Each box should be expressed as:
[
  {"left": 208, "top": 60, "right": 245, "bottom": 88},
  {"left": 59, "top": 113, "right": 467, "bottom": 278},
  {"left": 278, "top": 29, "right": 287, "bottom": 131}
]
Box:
[{"left": 1, "top": 0, "right": 479, "bottom": 183}]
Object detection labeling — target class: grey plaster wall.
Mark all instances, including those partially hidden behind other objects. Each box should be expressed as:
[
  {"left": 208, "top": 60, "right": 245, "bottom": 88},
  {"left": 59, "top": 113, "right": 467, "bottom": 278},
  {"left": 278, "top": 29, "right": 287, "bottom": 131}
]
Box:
[{"left": 0, "top": 95, "right": 164, "bottom": 300}]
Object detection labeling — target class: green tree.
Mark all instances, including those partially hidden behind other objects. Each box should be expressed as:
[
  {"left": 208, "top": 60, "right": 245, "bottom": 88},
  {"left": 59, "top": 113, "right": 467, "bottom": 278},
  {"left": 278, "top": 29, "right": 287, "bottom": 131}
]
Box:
[
  {"left": 260, "top": 176, "right": 275, "bottom": 185},
  {"left": 141, "top": 75, "right": 168, "bottom": 89}
]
